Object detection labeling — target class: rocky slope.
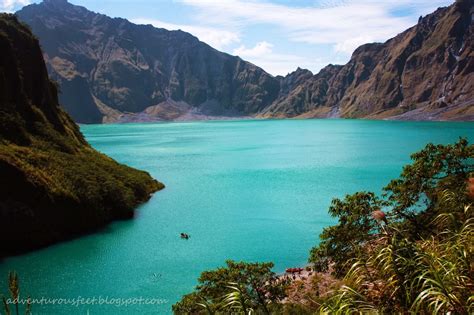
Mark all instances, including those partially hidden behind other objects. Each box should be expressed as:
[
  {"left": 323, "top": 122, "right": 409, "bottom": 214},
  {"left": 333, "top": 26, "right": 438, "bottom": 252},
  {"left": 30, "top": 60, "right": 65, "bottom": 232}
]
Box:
[
  {"left": 260, "top": 0, "right": 474, "bottom": 121},
  {"left": 0, "top": 14, "right": 163, "bottom": 256},
  {"left": 16, "top": 0, "right": 474, "bottom": 122},
  {"left": 16, "top": 0, "right": 279, "bottom": 123}
]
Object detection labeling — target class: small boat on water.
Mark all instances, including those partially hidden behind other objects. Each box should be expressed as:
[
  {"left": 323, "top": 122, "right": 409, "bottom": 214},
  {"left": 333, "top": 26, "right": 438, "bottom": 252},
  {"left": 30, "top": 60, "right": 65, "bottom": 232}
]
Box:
[{"left": 180, "top": 233, "right": 190, "bottom": 239}]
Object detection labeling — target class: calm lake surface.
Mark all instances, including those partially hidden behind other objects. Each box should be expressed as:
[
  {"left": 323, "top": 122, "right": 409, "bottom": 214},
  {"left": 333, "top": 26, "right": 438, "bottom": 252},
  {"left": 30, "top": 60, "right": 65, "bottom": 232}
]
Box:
[{"left": 1, "top": 119, "right": 472, "bottom": 314}]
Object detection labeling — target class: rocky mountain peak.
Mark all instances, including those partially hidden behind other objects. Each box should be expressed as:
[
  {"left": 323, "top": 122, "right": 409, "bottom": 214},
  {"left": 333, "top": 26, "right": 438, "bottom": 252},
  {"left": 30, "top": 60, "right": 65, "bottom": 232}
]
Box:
[
  {"left": 16, "top": 0, "right": 474, "bottom": 122},
  {"left": 17, "top": 0, "right": 280, "bottom": 122},
  {"left": 44, "top": 0, "right": 69, "bottom": 5}
]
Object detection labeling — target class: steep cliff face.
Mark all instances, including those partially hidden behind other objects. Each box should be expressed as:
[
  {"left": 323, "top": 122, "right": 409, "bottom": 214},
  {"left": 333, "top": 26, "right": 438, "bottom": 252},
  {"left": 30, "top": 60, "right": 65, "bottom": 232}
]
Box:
[
  {"left": 261, "top": 0, "right": 474, "bottom": 121},
  {"left": 17, "top": 0, "right": 279, "bottom": 123},
  {"left": 16, "top": 0, "right": 474, "bottom": 122},
  {"left": 0, "top": 14, "right": 163, "bottom": 256},
  {"left": 261, "top": 65, "right": 344, "bottom": 118}
]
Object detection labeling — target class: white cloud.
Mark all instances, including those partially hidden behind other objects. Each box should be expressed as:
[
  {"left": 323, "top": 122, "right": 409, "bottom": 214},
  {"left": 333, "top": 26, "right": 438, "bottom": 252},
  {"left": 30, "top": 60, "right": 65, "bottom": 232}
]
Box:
[
  {"left": 233, "top": 41, "right": 273, "bottom": 58},
  {"left": 248, "top": 54, "right": 325, "bottom": 76},
  {"left": 130, "top": 19, "right": 319, "bottom": 75},
  {"left": 233, "top": 41, "right": 323, "bottom": 75},
  {"left": 178, "top": 0, "right": 453, "bottom": 54},
  {"left": 0, "top": 0, "right": 30, "bottom": 13},
  {"left": 334, "top": 35, "right": 374, "bottom": 54},
  {"left": 130, "top": 18, "right": 240, "bottom": 50},
  {"left": 133, "top": 0, "right": 453, "bottom": 75}
]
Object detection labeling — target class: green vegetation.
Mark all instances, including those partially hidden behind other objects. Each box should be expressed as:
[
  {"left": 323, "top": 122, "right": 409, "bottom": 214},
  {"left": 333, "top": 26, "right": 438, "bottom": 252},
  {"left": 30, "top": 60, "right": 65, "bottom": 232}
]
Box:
[
  {"left": 175, "top": 139, "right": 474, "bottom": 314},
  {"left": 320, "top": 197, "right": 473, "bottom": 314},
  {"left": 172, "top": 261, "right": 288, "bottom": 314},
  {"left": 310, "top": 138, "right": 473, "bottom": 275},
  {"left": 309, "top": 191, "right": 385, "bottom": 277},
  {"left": 0, "top": 14, "right": 163, "bottom": 256}
]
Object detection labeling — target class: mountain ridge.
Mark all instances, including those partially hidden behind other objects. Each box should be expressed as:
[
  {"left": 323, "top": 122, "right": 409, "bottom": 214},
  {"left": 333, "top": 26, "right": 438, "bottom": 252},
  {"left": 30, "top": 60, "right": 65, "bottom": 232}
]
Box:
[
  {"left": 259, "top": 0, "right": 473, "bottom": 121},
  {"left": 17, "top": 0, "right": 280, "bottom": 123},
  {"left": 16, "top": 0, "right": 474, "bottom": 122}
]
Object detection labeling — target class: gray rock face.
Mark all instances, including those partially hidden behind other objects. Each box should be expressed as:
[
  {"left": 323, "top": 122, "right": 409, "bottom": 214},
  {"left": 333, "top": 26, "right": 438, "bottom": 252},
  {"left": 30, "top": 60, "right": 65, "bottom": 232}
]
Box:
[
  {"left": 17, "top": 0, "right": 280, "bottom": 123},
  {"left": 17, "top": 0, "right": 474, "bottom": 122},
  {"left": 260, "top": 0, "right": 474, "bottom": 121}
]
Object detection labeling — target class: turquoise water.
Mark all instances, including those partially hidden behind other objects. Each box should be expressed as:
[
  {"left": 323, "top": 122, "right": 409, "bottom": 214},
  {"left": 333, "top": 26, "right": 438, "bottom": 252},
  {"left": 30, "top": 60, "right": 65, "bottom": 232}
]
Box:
[{"left": 0, "top": 119, "right": 472, "bottom": 314}]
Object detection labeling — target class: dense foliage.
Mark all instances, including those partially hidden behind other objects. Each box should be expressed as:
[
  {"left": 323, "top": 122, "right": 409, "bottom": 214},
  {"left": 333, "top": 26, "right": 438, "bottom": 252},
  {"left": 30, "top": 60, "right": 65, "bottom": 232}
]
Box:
[
  {"left": 172, "top": 261, "right": 288, "bottom": 314},
  {"left": 320, "top": 197, "right": 473, "bottom": 314},
  {"left": 309, "top": 192, "right": 385, "bottom": 276}
]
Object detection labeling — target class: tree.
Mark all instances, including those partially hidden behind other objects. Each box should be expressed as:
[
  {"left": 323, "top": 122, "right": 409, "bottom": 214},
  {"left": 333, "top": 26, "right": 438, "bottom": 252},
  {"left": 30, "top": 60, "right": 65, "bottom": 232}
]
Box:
[
  {"left": 309, "top": 139, "right": 474, "bottom": 276},
  {"left": 172, "top": 260, "right": 288, "bottom": 314},
  {"left": 309, "top": 192, "right": 385, "bottom": 276},
  {"left": 384, "top": 138, "right": 474, "bottom": 237}
]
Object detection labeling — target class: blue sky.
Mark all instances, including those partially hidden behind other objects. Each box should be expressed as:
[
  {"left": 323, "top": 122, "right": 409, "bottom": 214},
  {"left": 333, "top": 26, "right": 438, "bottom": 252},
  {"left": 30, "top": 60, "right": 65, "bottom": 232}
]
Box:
[{"left": 2, "top": 0, "right": 455, "bottom": 76}]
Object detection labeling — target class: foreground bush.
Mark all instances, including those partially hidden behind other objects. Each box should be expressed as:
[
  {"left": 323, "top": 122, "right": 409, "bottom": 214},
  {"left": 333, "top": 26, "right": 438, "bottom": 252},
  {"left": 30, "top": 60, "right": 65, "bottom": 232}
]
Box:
[
  {"left": 321, "top": 199, "right": 473, "bottom": 314},
  {"left": 172, "top": 261, "right": 288, "bottom": 314}
]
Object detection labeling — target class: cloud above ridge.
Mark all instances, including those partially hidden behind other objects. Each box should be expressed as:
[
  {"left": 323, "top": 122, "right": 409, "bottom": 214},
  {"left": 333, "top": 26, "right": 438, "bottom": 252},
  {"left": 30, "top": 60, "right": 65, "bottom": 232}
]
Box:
[
  {"left": 178, "top": 0, "right": 452, "bottom": 55},
  {"left": 0, "top": 0, "right": 30, "bottom": 13},
  {"left": 131, "top": 18, "right": 241, "bottom": 50}
]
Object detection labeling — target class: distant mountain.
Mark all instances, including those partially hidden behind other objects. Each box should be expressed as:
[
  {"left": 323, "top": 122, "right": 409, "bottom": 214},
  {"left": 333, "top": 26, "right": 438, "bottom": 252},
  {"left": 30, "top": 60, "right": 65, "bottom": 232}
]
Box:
[
  {"left": 260, "top": 0, "right": 474, "bottom": 121},
  {"left": 0, "top": 14, "right": 163, "bottom": 256},
  {"left": 16, "top": 0, "right": 279, "bottom": 123},
  {"left": 16, "top": 0, "right": 474, "bottom": 122}
]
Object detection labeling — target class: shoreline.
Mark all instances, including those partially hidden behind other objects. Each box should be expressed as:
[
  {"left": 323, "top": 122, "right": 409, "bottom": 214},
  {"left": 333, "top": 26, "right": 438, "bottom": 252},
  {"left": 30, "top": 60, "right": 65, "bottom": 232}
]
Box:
[{"left": 76, "top": 115, "right": 474, "bottom": 126}]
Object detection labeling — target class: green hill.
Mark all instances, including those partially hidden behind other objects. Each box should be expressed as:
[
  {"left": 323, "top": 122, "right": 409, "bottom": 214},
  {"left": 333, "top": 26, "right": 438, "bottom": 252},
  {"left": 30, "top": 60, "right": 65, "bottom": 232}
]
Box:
[{"left": 0, "top": 14, "right": 164, "bottom": 257}]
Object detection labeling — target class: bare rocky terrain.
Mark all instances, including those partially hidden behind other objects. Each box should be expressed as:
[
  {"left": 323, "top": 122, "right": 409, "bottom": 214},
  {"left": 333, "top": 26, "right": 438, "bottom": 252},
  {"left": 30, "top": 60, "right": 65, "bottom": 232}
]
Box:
[{"left": 17, "top": 0, "right": 474, "bottom": 123}]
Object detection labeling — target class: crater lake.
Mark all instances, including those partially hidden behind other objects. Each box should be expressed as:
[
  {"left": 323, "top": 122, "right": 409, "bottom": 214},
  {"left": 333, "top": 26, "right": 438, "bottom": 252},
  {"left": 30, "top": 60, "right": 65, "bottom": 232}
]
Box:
[{"left": 1, "top": 119, "right": 472, "bottom": 314}]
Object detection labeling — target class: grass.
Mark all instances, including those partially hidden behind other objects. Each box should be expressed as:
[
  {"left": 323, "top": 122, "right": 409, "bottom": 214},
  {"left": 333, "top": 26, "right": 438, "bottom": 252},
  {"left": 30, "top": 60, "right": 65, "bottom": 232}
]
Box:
[{"left": 320, "top": 197, "right": 473, "bottom": 314}]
